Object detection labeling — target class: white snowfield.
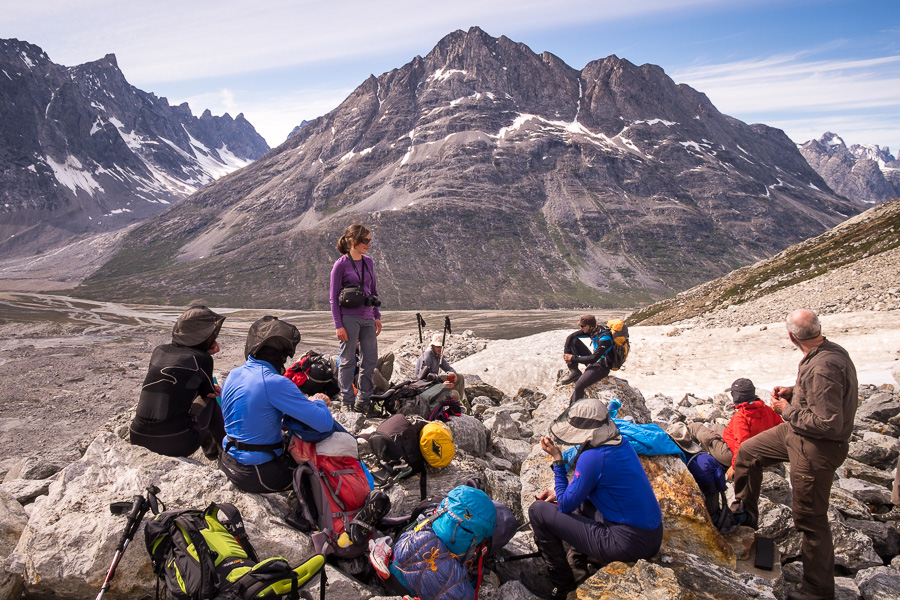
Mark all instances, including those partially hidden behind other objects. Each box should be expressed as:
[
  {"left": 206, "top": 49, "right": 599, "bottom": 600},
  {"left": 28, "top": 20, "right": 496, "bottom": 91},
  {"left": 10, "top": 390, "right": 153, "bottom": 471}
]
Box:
[{"left": 455, "top": 310, "right": 900, "bottom": 401}]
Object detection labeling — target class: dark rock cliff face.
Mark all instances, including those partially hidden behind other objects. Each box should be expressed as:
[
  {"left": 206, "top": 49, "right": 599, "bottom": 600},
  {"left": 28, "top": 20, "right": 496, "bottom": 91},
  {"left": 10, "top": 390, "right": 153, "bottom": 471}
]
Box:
[
  {"left": 799, "top": 132, "right": 900, "bottom": 206},
  {"left": 77, "top": 27, "right": 857, "bottom": 310},
  {"left": 0, "top": 39, "right": 269, "bottom": 258}
]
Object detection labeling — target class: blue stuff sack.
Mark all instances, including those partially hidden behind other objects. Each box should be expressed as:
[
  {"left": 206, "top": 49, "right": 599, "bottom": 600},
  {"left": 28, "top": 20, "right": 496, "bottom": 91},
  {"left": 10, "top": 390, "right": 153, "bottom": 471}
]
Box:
[{"left": 431, "top": 485, "right": 496, "bottom": 560}]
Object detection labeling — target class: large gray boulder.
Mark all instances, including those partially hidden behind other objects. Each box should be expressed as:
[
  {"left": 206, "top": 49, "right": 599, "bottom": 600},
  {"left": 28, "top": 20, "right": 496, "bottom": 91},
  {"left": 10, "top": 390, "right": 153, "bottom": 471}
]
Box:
[
  {"left": 447, "top": 414, "right": 489, "bottom": 457},
  {"left": 9, "top": 433, "right": 315, "bottom": 600},
  {"left": 855, "top": 565, "right": 900, "bottom": 600},
  {"left": 0, "top": 490, "right": 27, "bottom": 600}
]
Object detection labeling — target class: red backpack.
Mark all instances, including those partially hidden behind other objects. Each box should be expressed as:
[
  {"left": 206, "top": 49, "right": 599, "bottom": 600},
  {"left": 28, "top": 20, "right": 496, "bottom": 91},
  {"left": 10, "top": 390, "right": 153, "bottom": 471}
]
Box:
[{"left": 288, "top": 432, "right": 373, "bottom": 558}]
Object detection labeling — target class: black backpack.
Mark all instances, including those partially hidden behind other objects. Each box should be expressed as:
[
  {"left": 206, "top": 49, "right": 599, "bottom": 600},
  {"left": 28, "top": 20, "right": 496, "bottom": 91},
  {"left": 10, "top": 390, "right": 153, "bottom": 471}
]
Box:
[
  {"left": 366, "top": 414, "right": 429, "bottom": 499},
  {"left": 144, "top": 502, "right": 326, "bottom": 600},
  {"left": 287, "top": 351, "right": 339, "bottom": 397},
  {"left": 372, "top": 378, "right": 460, "bottom": 421}
]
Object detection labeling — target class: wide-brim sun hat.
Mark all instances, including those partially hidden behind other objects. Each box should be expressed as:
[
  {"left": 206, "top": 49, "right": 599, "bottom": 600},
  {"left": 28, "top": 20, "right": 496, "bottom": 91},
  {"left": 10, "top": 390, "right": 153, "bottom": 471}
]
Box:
[
  {"left": 666, "top": 421, "right": 701, "bottom": 454},
  {"left": 550, "top": 398, "right": 621, "bottom": 446},
  {"left": 430, "top": 333, "right": 443, "bottom": 347},
  {"left": 171, "top": 305, "right": 225, "bottom": 346}
]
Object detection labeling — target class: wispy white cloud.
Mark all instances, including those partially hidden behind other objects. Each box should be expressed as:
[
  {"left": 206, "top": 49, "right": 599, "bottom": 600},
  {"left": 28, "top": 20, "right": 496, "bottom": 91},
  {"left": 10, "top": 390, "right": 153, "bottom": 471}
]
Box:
[
  {"left": 672, "top": 52, "right": 900, "bottom": 152},
  {"left": 3, "top": 0, "right": 745, "bottom": 83}
]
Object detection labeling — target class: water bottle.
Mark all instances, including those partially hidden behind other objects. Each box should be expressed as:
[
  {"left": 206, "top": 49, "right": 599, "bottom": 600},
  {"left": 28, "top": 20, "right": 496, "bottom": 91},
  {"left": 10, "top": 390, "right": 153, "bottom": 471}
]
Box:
[{"left": 607, "top": 398, "right": 621, "bottom": 418}]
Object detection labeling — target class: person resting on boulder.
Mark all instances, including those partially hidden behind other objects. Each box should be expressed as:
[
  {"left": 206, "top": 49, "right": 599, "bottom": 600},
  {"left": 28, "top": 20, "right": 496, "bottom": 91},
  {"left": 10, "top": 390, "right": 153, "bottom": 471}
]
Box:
[
  {"left": 219, "top": 316, "right": 333, "bottom": 493},
  {"left": 415, "top": 334, "right": 465, "bottom": 405},
  {"left": 130, "top": 306, "right": 226, "bottom": 459},
  {"left": 560, "top": 315, "right": 614, "bottom": 405},
  {"left": 683, "top": 378, "right": 783, "bottom": 479},
  {"left": 529, "top": 399, "right": 663, "bottom": 599}
]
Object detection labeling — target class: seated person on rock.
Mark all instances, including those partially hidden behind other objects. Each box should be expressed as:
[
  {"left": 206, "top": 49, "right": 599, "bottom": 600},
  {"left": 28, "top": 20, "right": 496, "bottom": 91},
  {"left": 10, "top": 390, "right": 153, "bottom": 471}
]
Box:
[
  {"left": 415, "top": 333, "right": 465, "bottom": 404},
  {"left": 560, "top": 315, "right": 614, "bottom": 405},
  {"left": 130, "top": 306, "right": 226, "bottom": 459},
  {"left": 683, "top": 378, "right": 782, "bottom": 478},
  {"left": 219, "top": 316, "right": 333, "bottom": 494},
  {"left": 529, "top": 398, "right": 663, "bottom": 600}
]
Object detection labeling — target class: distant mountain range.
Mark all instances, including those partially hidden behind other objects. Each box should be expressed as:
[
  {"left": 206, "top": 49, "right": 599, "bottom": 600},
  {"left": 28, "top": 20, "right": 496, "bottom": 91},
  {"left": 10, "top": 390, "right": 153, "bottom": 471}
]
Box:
[
  {"left": 0, "top": 38, "right": 269, "bottom": 258},
  {"left": 73, "top": 27, "right": 858, "bottom": 310},
  {"left": 799, "top": 132, "right": 900, "bottom": 206}
]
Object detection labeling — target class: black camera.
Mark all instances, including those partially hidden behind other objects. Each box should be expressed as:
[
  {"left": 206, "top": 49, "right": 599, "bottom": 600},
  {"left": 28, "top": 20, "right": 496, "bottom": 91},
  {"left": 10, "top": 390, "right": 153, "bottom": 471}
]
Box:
[{"left": 364, "top": 295, "right": 382, "bottom": 307}]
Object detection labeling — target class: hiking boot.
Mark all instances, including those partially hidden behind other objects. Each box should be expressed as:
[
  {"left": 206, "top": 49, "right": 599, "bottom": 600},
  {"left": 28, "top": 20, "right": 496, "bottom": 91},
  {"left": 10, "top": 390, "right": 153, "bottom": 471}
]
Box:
[
  {"left": 549, "top": 583, "right": 577, "bottom": 600},
  {"left": 350, "top": 490, "right": 391, "bottom": 545},
  {"left": 732, "top": 510, "right": 758, "bottom": 529},
  {"left": 559, "top": 367, "right": 582, "bottom": 385},
  {"left": 353, "top": 401, "right": 370, "bottom": 415},
  {"left": 340, "top": 403, "right": 355, "bottom": 414}
]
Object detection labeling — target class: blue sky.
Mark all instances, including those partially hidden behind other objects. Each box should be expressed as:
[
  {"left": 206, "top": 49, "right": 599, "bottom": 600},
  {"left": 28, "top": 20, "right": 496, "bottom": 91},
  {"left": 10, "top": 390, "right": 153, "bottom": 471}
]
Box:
[{"left": 4, "top": 0, "right": 899, "bottom": 152}]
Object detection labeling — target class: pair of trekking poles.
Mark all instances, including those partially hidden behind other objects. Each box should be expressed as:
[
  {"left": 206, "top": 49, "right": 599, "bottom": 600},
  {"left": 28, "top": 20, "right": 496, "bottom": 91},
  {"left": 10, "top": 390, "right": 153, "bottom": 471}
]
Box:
[
  {"left": 415, "top": 313, "right": 451, "bottom": 346},
  {"left": 96, "top": 485, "right": 162, "bottom": 600}
]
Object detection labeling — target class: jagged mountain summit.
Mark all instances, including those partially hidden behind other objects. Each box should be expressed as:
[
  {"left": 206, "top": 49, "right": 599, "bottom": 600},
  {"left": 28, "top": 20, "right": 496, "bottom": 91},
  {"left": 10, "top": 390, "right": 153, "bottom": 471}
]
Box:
[
  {"left": 799, "top": 132, "right": 900, "bottom": 206},
  {"left": 77, "top": 27, "right": 857, "bottom": 310},
  {"left": 0, "top": 38, "right": 269, "bottom": 258}
]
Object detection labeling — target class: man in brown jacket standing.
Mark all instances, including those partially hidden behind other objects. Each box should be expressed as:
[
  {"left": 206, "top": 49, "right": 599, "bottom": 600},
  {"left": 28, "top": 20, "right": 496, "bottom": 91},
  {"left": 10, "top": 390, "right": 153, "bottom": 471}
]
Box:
[{"left": 731, "top": 309, "right": 857, "bottom": 600}]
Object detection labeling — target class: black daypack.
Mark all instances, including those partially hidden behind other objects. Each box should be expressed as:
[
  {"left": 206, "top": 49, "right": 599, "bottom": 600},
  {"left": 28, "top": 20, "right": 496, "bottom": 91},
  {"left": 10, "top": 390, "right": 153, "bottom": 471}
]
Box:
[
  {"left": 373, "top": 378, "right": 461, "bottom": 421},
  {"left": 144, "top": 502, "right": 326, "bottom": 600},
  {"left": 366, "top": 414, "right": 429, "bottom": 498},
  {"left": 287, "top": 351, "right": 339, "bottom": 397}
]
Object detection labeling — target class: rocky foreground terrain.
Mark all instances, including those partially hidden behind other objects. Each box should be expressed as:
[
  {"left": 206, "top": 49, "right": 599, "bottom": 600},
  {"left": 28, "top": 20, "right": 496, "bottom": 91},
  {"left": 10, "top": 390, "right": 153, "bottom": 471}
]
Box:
[{"left": 1, "top": 300, "right": 899, "bottom": 599}]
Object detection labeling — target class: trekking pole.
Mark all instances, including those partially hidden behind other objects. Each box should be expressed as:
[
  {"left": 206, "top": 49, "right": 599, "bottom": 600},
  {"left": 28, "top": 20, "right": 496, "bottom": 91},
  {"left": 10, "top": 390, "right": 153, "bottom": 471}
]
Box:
[
  {"left": 415, "top": 313, "right": 426, "bottom": 344},
  {"left": 442, "top": 316, "right": 451, "bottom": 349},
  {"left": 495, "top": 551, "right": 542, "bottom": 563},
  {"left": 96, "top": 485, "right": 161, "bottom": 600}
]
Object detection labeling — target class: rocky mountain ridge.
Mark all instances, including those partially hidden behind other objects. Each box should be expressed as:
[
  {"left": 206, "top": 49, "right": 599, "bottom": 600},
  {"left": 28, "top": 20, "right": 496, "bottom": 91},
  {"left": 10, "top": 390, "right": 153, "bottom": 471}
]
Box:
[
  {"left": 0, "top": 38, "right": 269, "bottom": 259},
  {"left": 800, "top": 132, "right": 900, "bottom": 206},
  {"left": 629, "top": 197, "right": 900, "bottom": 327},
  {"left": 74, "top": 27, "right": 857, "bottom": 310}
]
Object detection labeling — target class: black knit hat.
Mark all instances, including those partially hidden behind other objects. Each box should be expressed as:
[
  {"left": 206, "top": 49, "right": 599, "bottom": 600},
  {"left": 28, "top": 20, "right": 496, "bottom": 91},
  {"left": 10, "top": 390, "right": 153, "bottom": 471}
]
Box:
[{"left": 726, "top": 378, "right": 756, "bottom": 405}]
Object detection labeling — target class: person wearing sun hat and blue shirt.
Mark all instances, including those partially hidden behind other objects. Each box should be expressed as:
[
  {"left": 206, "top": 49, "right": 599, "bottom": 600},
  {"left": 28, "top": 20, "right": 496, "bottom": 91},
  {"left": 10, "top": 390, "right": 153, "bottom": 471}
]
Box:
[{"left": 529, "top": 398, "right": 663, "bottom": 600}]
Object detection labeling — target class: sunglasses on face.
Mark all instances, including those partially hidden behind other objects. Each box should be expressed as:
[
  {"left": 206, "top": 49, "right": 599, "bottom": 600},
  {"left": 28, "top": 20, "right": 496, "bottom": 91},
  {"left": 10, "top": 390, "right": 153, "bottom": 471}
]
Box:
[{"left": 359, "top": 238, "right": 371, "bottom": 244}]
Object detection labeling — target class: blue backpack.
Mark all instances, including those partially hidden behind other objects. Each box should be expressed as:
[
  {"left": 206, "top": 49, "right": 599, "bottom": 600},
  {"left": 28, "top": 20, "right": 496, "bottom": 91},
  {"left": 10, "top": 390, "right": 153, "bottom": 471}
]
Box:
[
  {"left": 686, "top": 452, "right": 733, "bottom": 533},
  {"left": 432, "top": 486, "right": 497, "bottom": 561}
]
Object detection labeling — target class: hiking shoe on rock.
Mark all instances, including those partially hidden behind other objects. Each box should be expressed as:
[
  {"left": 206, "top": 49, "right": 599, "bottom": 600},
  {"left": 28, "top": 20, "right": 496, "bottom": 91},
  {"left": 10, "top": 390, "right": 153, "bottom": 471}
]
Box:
[
  {"left": 733, "top": 510, "right": 758, "bottom": 529},
  {"left": 550, "top": 583, "right": 577, "bottom": 600},
  {"left": 340, "top": 404, "right": 355, "bottom": 414},
  {"left": 560, "top": 368, "right": 582, "bottom": 385},
  {"left": 353, "top": 401, "right": 370, "bottom": 415}
]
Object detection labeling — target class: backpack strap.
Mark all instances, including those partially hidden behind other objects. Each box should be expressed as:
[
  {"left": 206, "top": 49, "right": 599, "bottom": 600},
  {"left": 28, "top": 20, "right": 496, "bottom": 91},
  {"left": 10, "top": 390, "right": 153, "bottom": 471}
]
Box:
[
  {"left": 473, "top": 543, "right": 488, "bottom": 600},
  {"left": 210, "top": 503, "right": 260, "bottom": 563},
  {"left": 173, "top": 513, "right": 216, "bottom": 600},
  {"left": 419, "top": 468, "right": 427, "bottom": 501},
  {"left": 224, "top": 437, "right": 283, "bottom": 457}
]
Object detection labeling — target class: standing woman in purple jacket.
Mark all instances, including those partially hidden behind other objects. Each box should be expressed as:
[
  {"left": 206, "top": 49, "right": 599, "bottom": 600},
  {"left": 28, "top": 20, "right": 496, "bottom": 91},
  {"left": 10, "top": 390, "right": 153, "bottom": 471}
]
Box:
[{"left": 330, "top": 224, "right": 382, "bottom": 413}]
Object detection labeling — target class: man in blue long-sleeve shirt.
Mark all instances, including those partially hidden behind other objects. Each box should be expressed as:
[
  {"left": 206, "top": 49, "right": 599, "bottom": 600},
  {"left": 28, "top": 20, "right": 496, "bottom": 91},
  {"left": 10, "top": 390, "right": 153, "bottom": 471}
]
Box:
[
  {"left": 220, "top": 316, "right": 334, "bottom": 493},
  {"left": 529, "top": 399, "right": 663, "bottom": 599}
]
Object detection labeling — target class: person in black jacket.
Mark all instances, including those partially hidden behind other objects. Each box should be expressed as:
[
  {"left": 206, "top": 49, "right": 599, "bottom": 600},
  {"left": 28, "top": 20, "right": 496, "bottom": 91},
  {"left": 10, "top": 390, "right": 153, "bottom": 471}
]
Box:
[
  {"left": 560, "top": 315, "right": 613, "bottom": 405},
  {"left": 129, "top": 306, "right": 226, "bottom": 458}
]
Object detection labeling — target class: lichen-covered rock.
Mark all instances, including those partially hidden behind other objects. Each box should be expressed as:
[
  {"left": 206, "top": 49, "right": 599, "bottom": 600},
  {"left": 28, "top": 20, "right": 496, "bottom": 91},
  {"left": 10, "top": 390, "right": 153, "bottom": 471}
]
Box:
[
  {"left": 836, "top": 477, "right": 894, "bottom": 506},
  {"left": 845, "top": 518, "right": 900, "bottom": 560},
  {"left": 856, "top": 392, "right": 900, "bottom": 423},
  {"left": 831, "top": 509, "right": 883, "bottom": 572},
  {"left": 641, "top": 455, "right": 736, "bottom": 569},
  {"left": 487, "top": 411, "right": 522, "bottom": 440},
  {"left": 654, "top": 550, "right": 776, "bottom": 599},
  {"left": 576, "top": 559, "right": 687, "bottom": 599},
  {"left": 498, "top": 579, "right": 541, "bottom": 600},
  {"left": 483, "top": 469, "right": 524, "bottom": 523},
  {"left": 491, "top": 438, "right": 533, "bottom": 473},
  {"left": 855, "top": 565, "right": 900, "bottom": 600},
  {"left": 837, "top": 458, "right": 895, "bottom": 489},
  {"left": 10, "top": 433, "right": 315, "bottom": 600},
  {"left": 447, "top": 414, "right": 488, "bottom": 456}
]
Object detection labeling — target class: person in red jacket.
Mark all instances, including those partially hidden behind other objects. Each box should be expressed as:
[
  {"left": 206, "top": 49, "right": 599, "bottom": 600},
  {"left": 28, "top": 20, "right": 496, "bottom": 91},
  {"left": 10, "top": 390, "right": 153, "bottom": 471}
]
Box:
[{"left": 688, "top": 378, "right": 783, "bottom": 479}]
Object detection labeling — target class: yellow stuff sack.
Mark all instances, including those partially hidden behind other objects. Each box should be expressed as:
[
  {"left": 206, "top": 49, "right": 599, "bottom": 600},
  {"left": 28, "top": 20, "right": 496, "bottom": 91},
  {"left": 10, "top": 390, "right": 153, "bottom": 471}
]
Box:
[{"left": 419, "top": 422, "right": 455, "bottom": 468}]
